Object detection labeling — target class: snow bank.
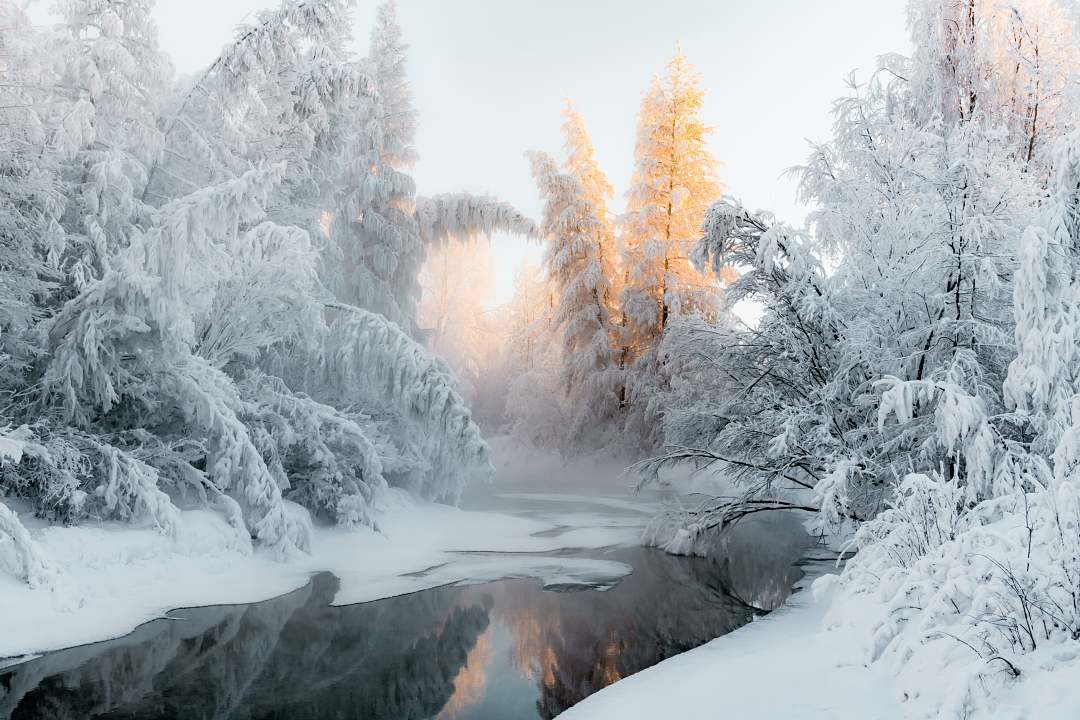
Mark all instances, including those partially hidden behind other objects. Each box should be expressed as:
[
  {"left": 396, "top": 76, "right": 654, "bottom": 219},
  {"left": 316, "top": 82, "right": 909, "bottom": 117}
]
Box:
[
  {"left": 564, "top": 556, "right": 1080, "bottom": 720},
  {"left": 562, "top": 562, "right": 902, "bottom": 720},
  {"left": 0, "top": 494, "right": 638, "bottom": 659}
]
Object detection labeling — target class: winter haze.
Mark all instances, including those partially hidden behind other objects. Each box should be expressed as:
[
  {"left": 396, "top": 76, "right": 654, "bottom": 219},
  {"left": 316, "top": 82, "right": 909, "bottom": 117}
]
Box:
[
  {"left": 3, "top": 1, "right": 1080, "bottom": 720},
  {"left": 101, "top": 0, "right": 911, "bottom": 303}
]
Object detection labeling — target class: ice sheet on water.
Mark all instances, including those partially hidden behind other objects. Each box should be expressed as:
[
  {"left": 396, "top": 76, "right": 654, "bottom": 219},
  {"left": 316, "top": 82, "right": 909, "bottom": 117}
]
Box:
[
  {"left": 0, "top": 497, "right": 643, "bottom": 657},
  {"left": 496, "top": 492, "right": 658, "bottom": 514},
  {"left": 331, "top": 554, "right": 633, "bottom": 605},
  {"left": 530, "top": 511, "right": 652, "bottom": 529}
]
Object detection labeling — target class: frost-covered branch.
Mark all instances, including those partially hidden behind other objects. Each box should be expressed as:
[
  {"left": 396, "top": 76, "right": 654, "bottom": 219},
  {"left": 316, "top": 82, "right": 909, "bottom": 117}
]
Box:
[{"left": 415, "top": 193, "right": 538, "bottom": 247}]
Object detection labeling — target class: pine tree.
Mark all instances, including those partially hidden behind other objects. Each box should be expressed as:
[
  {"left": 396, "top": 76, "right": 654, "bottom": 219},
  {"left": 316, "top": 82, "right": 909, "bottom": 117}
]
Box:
[
  {"left": 326, "top": 0, "right": 424, "bottom": 326},
  {"left": 528, "top": 143, "right": 619, "bottom": 444},
  {"left": 369, "top": 0, "right": 418, "bottom": 168}
]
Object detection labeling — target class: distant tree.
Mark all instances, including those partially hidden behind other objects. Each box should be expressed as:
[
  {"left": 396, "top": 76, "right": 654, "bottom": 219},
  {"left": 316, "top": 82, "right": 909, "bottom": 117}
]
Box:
[
  {"left": 417, "top": 237, "right": 499, "bottom": 402},
  {"left": 500, "top": 260, "right": 567, "bottom": 450}
]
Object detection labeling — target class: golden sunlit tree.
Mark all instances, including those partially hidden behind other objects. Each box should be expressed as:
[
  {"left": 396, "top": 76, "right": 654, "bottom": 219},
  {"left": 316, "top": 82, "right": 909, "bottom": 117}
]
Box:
[
  {"left": 620, "top": 51, "right": 722, "bottom": 357},
  {"left": 561, "top": 101, "right": 619, "bottom": 321},
  {"left": 618, "top": 50, "right": 723, "bottom": 447}
]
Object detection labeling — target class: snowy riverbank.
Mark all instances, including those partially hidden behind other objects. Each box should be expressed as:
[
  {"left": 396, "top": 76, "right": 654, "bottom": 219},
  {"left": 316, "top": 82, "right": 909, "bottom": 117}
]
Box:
[
  {"left": 563, "top": 558, "right": 1080, "bottom": 720},
  {"left": 560, "top": 559, "right": 900, "bottom": 720},
  {"left": 0, "top": 489, "right": 645, "bottom": 661}
]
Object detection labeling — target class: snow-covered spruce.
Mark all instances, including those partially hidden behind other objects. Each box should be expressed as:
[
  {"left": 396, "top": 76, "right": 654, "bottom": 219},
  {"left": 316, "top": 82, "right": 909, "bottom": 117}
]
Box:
[{"left": 526, "top": 141, "right": 619, "bottom": 450}]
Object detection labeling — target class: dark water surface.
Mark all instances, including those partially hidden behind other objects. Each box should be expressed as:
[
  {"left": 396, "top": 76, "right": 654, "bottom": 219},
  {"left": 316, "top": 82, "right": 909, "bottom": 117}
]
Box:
[{"left": 0, "top": 523, "right": 805, "bottom": 719}]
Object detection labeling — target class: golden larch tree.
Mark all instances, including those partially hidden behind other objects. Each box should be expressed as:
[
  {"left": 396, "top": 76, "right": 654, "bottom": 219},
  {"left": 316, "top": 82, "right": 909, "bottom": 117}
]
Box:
[
  {"left": 619, "top": 51, "right": 723, "bottom": 363},
  {"left": 562, "top": 101, "right": 620, "bottom": 318}
]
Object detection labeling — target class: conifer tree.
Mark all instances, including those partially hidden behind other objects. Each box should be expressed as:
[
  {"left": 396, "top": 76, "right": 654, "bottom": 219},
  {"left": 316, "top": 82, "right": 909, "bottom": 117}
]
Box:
[
  {"left": 528, "top": 142, "right": 619, "bottom": 444},
  {"left": 618, "top": 51, "right": 722, "bottom": 448},
  {"left": 620, "top": 52, "right": 721, "bottom": 357},
  {"left": 561, "top": 102, "right": 618, "bottom": 317},
  {"left": 334, "top": 0, "right": 424, "bottom": 327}
]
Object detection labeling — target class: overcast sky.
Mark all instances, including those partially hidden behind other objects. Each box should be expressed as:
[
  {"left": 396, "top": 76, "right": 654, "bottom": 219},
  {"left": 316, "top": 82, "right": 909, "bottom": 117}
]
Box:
[{"left": 37, "top": 0, "right": 913, "bottom": 302}]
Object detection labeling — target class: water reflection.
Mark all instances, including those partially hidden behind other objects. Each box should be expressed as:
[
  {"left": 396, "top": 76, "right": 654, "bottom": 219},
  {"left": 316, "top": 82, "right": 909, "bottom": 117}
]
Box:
[{"left": 0, "top": 542, "right": 803, "bottom": 719}]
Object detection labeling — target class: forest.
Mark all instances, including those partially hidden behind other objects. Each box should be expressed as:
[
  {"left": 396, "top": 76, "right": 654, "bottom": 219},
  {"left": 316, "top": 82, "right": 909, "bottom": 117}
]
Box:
[{"left": 3, "top": 0, "right": 1080, "bottom": 718}]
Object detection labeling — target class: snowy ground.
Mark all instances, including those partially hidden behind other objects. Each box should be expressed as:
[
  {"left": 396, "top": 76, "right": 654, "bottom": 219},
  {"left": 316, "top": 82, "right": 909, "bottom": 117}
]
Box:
[
  {"left": 560, "top": 559, "right": 902, "bottom": 720},
  {"left": 0, "top": 441, "right": 652, "bottom": 660},
  {"left": 562, "top": 556, "right": 1080, "bottom": 720}
]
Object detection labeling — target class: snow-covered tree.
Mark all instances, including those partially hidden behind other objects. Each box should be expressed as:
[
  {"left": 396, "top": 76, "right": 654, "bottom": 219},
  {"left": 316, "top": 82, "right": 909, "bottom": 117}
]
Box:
[
  {"left": 0, "top": 3, "right": 65, "bottom": 389},
  {"left": 835, "top": 129, "right": 1080, "bottom": 711},
  {"left": 502, "top": 260, "right": 567, "bottom": 451},
  {"left": 0, "top": 0, "right": 536, "bottom": 583},
  {"left": 561, "top": 102, "right": 618, "bottom": 317},
  {"left": 417, "top": 237, "right": 499, "bottom": 403},
  {"left": 641, "top": 1, "right": 1073, "bottom": 545},
  {"left": 618, "top": 51, "right": 722, "bottom": 449},
  {"left": 620, "top": 52, "right": 722, "bottom": 357},
  {"left": 527, "top": 140, "right": 619, "bottom": 446},
  {"left": 46, "top": 0, "right": 172, "bottom": 292},
  {"left": 626, "top": 5, "right": 1080, "bottom": 710},
  {"left": 315, "top": 0, "right": 424, "bottom": 328},
  {"left": 907, "top": 0, "right": 1079, "bottom": 165}
]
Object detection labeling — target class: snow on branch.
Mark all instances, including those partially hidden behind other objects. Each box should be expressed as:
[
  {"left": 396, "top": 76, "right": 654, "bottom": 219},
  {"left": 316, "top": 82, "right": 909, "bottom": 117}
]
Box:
[
  {"left": 238, "top": 370, "right": 389, "bottom": 528},
  {"left": 0, "top": 428, "right": 63, "bottom": 589},
  {"left": 322, "top": 302, "right": 491, "bottom": 498},
  {"left": 0, "top": 501, "right": 61, "bottom": 590},
  {"left": 415, "top": 193, "right": 538, "bottom": 248},
  {"left": 160, "top": 357, "right": 311, "bottom": 556}
]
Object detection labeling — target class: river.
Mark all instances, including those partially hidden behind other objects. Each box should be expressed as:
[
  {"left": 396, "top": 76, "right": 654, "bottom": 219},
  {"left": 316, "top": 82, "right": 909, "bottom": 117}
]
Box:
[{"left": 0, "top": 489, "right": 809, "bottom": 719}]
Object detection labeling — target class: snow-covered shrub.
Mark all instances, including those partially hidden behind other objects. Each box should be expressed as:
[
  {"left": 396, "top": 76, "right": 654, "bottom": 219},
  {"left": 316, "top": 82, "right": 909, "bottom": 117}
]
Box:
[
  {"left": 842, "top": 468, "right": 1080, "bottom": 686},
  {"left": 0, "top": 428, "right": 63, "bottom": 589},
  {"left": 835, "top": 127, "right": 1080, "bottom": 710}
]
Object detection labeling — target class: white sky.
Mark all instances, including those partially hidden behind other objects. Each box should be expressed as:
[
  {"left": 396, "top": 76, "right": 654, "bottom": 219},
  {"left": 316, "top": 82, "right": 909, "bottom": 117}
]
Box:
[{"left": 35, "top": 0, "right": 913, "bottom": 304}]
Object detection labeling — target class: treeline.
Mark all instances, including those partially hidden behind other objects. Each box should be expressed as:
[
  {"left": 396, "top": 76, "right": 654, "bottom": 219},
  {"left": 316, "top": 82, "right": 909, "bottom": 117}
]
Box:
[{"left": 474, "top": 53, "right": 726, "bottom": 453}]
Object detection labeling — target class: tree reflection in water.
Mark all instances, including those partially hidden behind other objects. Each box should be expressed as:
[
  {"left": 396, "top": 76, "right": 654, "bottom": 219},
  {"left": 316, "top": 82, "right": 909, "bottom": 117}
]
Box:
[
  {"left": 1, "top": 523, "right": 805, "bottom": 720},
  {"left": 472, "top": 540, "right": 802, "bottom": 720}
]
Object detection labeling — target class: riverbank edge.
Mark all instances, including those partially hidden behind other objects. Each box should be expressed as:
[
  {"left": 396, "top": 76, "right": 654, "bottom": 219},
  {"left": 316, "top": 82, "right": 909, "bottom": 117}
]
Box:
[
  {"left": 0, "top": 496, "right": 640, "bottom": 660},
  {"left": 560, "top": 555, "right": 905, "bottom": 720}
]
